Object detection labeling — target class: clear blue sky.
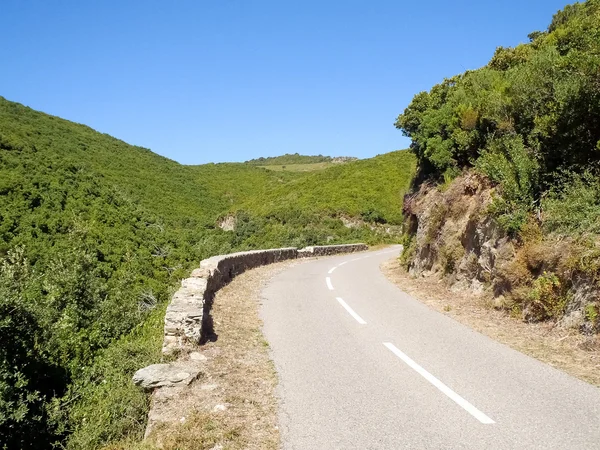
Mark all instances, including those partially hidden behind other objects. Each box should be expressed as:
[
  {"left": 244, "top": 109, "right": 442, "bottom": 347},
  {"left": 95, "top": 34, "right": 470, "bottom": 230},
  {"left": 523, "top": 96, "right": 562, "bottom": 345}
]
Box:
[{"left": 1, "top": 0, "right": 569, "bottom": 164}]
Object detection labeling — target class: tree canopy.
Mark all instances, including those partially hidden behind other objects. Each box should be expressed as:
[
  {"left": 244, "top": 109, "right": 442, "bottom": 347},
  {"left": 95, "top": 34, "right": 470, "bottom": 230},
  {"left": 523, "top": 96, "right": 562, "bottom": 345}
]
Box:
[{"left": 396, "top": 0, "right": 600, "bottom": 233}]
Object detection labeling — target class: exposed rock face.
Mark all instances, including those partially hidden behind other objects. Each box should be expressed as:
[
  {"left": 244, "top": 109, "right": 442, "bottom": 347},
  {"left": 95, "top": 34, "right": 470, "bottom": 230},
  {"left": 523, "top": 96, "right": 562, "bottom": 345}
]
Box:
[
  {"left": 403, "top": 173, "right": 600, "bottom": 333},
  {"left": 331, "top": 156, "right": 358, "bottom": 164},
  {"left": 340, "top": 216, "right": 363, "bottom": 229},
  {"left": 560, "top": 277, "right": 600, "bottom": 333},
  {"left": 405, "top": 174, "right": 512, "bottom": 287},
  {"left": 217, "top": 215, "right": 236, "bottom": 231}
]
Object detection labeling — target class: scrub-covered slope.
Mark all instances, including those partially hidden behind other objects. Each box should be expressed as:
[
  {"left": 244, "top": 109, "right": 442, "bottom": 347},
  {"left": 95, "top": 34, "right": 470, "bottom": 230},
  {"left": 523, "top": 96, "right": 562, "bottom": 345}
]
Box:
[
  {"left": 0, "top": 96, "right": 414, "bottom": 448},
  {"left": 396, "top": 0, "right": 600, "bottom": 332}
]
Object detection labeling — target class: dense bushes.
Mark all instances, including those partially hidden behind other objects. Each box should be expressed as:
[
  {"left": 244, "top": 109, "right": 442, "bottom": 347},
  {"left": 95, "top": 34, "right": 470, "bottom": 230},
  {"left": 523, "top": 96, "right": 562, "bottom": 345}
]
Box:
[
  {"left": 0, "top": 137, "right": 188, "bottom": 447},
  {"left": 542, "top": 171, "right": 600, "bottom": 236},
  {"left": 396, "top": 0, "right": 600, "bottom": 235},
  {"left": 396, "top": 0, "right": 600, "bottom": 333}
]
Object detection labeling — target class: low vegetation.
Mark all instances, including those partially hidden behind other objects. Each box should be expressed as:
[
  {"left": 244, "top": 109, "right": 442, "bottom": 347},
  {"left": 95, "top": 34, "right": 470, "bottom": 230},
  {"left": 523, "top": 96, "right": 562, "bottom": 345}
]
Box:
[{"left": 0, "top": 97, "right": 414, "bottom": 448}]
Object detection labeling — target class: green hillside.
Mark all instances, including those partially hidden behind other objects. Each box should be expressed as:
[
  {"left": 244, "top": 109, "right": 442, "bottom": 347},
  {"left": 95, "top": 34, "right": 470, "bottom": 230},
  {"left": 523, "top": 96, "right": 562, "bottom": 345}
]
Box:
[
  {"left": 396, "top": 0, "right": 600, "bottom": 235},
  {"left": 0, "top": 97, "right": 415, "bottom": 448},
  {"left": 243, "top": 151, "right": 414, "bottom": 226}
]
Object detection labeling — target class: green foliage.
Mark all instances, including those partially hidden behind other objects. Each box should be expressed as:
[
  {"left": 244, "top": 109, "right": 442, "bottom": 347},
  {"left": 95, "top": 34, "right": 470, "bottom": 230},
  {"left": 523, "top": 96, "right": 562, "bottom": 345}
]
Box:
[
  {"left": 476, "top": 135, "right": 539, "bottom": 234},
  {"left": 61, "top": 304, "right": 165, "bottom": 449},
  {"left": 439, "top": 239, "right": 465, "bottom": 275},
  {"left": 242, "top": 151, "right": 416, "bottom": 227},
  {"left": 399, "top": 233, "right": 416, "bottom": 269},
  {"left": 0, "top": 96, "right": 415, "bottom": 448},
  {"left": 0, "top": 248, "right": 67, "bottom": 448},
  {"left": 245, "top": 153, "right": 336, "bottom": 165},
  {"left": 585, "top": 303, "right": 599, "bottom": 325},
  {"left": 524, "top": 272, "right": 566, "bottom": 321},
  {"left": 542, "top": 170, "right": 600, "bottom": 236},
  {"left": 423, "top": 203, "right": 448, "bottom": 245},
  {"left": 396, "top": 0, "right": 600, "bottom": 233}
]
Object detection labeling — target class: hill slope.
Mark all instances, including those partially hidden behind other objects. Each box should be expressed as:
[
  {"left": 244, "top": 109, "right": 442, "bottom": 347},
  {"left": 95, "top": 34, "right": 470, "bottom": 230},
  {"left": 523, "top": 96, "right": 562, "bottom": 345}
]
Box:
[
  {"left": 396, "top": 1, "right": 600, "bottom": 334},
  {"left": 0, "top": 97, "right": 415, "bottom": 448}
]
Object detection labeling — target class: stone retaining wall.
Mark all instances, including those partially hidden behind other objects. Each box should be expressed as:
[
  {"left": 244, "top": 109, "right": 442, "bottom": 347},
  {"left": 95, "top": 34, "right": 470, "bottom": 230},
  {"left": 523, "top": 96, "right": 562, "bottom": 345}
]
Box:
[
  {"left": 133, "top": 243, "right": 367, "bottom": 437},
  {"left": 298, "top": 243, "right": 368, "bottom": 258},
  {"left": 138, "top": 242, "right": 367, "bottom": 365}
]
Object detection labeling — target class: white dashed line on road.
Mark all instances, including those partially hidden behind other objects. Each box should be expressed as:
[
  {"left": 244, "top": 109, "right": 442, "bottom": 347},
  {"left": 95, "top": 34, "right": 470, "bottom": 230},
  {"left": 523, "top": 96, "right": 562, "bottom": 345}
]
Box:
[
  {"left": 326, "top": 277, "right": 334, "bottom": 290},
  {"left": 328, "top": 266, "right": 337, "bottom": 274},
  {"left": 336, "top": 297, "right": 367, "bottom": 324},
  {"left": 383, "top": 342, "right": 495, "bottom": 424}
]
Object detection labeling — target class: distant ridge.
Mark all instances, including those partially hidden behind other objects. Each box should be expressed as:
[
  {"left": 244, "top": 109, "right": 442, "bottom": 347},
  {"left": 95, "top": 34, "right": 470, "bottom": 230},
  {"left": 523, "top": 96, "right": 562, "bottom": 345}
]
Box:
[{"left": 245, "top": 153, "right": 357, "bottom": 165}]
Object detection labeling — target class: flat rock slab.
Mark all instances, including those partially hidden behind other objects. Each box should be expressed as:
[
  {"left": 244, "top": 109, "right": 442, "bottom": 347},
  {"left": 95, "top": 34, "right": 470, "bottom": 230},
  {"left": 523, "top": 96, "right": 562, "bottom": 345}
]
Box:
[{"left": 133, "top": 361, "right": 203, "bottom": 391}]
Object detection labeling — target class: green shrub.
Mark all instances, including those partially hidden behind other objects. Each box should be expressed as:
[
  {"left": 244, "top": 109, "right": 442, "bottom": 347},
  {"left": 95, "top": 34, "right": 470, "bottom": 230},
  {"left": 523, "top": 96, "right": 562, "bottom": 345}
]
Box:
[
  {"left": 543, "top": 170, "right": 600, "bottom": 236},
  {"left": 476, "top": 135, "right": 539, "bottom": 234},
  {"left": 439, "top": 239, "right": 465, "bottom": 274},
  {"left": 61, "top": 305, "right": 165, "bottom": 449},
  {"left": 523, "top": 272, "right": 566, "bottom": 321}
]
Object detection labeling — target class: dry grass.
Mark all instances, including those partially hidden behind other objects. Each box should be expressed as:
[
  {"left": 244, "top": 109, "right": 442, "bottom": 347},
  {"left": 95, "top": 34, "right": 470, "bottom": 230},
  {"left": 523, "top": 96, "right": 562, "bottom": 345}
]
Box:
[
  {"left": 381, "top": 258, "right": 600, "bottom": 386},
  {"left": 114, "top": 261, "right": 295, "bottom": 450}
]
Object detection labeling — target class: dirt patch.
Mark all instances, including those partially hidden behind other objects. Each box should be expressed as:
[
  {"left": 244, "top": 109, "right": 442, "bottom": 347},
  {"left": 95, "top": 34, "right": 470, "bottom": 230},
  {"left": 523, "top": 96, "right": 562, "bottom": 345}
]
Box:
[
  {"left": 381, "top": 258, "right": 600, "bottom": 387},
  {"left": 120, "top": 261, "right": 296, "bottom": 450}
]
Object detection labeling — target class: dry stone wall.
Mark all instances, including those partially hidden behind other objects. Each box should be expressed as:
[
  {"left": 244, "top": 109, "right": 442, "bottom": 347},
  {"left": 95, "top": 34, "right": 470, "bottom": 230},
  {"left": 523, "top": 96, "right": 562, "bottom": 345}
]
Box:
[
  {"left": 133, "top": 243, "right": 367, "bottom": 389},
  {"left": 158, "top": 244, "right": 366, "bottom": 356},
  {"left": 298, "top": 243, "right": 368, "bottom": 258}
]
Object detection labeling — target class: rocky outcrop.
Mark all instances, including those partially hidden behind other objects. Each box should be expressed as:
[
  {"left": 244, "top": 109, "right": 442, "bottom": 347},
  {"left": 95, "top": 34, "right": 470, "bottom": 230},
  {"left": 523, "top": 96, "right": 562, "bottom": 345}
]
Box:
[
  {"left": 133, "top": 361, "right": 204, "bottom": 390},
  {"left": 404, "top": 174, "right": 512, "bottom": 288},
  {"left": 403, "top": 173, "right": 600, "bottom": 333},
  {"left": 217, "top": 215, "right": 236, "bottom": 231}
]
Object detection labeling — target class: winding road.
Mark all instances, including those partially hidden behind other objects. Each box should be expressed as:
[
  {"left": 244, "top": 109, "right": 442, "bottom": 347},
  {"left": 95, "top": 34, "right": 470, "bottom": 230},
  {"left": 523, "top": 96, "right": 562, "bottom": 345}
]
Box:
[{"left": 260, "top": 245, "right": 600, "bottom": 449}]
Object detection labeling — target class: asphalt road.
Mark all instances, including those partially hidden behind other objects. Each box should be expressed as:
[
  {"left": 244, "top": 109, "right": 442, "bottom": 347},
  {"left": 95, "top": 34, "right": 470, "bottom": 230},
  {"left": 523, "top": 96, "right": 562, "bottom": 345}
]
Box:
[{"left": 260, "top": 245, "right": 600, "bottom": 450}]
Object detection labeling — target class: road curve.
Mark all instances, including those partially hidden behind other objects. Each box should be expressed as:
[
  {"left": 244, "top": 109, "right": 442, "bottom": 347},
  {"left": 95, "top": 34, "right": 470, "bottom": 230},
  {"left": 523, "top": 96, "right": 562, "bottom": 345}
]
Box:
[{"left": 260, "top": 245, "right": 600, "bottom": 450}]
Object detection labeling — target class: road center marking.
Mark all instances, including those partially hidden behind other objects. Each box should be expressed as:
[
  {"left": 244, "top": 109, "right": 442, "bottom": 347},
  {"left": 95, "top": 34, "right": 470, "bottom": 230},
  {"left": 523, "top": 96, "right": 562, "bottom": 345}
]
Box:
[
  {"left": 338, "top": 261, "right": 347, "bottom": 266},
  {"left": 326, "top": 277, "right": 334, "bottom": 290},
  {"left": 383, "top": 342, "right": 495, "bottom": 424},
  {"left": 336, "top": 297, "right": 367, "bottom": 324},
  {"left": 328, "top": 267, "right": 337, "bottom": 274}
]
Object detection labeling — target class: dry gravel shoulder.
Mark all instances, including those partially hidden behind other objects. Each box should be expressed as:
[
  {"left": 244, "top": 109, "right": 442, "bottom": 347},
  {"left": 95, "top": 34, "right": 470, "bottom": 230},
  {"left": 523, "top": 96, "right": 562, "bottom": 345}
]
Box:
[
  {"left": 129, "top": 260, "right": 298, "bottom": 450},
  {"left": 381, "top": 258, "right": 600, "bottom": 387}
]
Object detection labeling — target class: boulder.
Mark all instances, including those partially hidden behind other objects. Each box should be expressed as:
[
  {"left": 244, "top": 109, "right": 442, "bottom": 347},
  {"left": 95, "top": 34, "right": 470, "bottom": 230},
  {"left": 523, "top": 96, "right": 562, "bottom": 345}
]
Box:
[{"left": 132, "top": 362, "right": 203, "bottom": 391}]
